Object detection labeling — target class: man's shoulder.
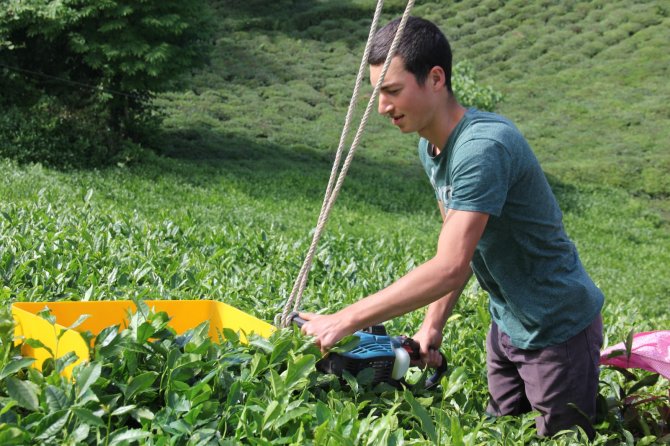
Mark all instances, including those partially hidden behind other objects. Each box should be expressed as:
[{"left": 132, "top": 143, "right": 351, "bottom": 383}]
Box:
[
  {"left": 461, "top": 109, "right": 520, "bottom": 141},
  {"left": 456, "top": 109, "right": 529, "bottom": 156}
]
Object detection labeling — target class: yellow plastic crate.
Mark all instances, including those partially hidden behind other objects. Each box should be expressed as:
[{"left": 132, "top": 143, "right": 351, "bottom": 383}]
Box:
[{"left": 11, "top": 300, "right": 276, "bottom": 377}]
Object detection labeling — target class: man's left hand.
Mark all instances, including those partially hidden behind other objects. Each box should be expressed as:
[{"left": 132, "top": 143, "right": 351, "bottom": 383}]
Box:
[{"left": 298, "top": 312, "right": 351, "bottom": 353}]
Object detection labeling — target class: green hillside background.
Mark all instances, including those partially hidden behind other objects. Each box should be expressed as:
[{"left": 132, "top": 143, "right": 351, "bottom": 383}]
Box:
[
  {"left": 153, "top": 0, "right": 670, "bottom": 328},
  {"left": 3, "top": 0, "right": 669, "bottom": 348},
  {"left": 1, "top": 0, "right": 669, "bottom": 443}
]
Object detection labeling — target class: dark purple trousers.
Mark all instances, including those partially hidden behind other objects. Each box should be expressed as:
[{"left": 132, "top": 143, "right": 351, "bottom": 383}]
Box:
[{"left": 486, "top": 315, "right": 603, "bottom": 438}]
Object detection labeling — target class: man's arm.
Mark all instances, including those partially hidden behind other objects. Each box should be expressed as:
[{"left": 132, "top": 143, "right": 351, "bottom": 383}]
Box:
[
  {"left": 412, "top": 201, "right": 471, "bottom": 365},
  {"left": 413, "top": 268, "right": 471, "bottom": 366},
  {"left": 300, "top": 207, "right": 488, "bottom": 351},
  {"left": 424, "top": 200, "right": 470, "bottom": 329}
]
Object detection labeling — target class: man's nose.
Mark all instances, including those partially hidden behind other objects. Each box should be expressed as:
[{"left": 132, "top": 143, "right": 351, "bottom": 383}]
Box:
[{"left": 378, "top": 94, "right": 392, "bottom": 115}]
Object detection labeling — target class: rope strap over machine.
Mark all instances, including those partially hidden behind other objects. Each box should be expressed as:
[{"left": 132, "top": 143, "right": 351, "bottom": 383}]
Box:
[{"left": 277, "top": 0, "right": 417, "bottom": 328}]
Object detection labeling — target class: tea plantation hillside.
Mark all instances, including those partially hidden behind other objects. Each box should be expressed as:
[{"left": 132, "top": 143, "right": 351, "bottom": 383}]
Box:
[
  {"left": 155, "top": 0, "right": 670, "bottom": 326},
  {"left": 1, "top": 0, "right": 669, "bottom": 444}
]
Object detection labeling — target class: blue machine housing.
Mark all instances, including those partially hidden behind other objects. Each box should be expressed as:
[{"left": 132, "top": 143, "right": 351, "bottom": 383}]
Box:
[
  {"left": 317, "top": 330, "right": 399, "bottom": 384},
  {"left": 291, "top": 314, "right": 448, "bottom": 388}
]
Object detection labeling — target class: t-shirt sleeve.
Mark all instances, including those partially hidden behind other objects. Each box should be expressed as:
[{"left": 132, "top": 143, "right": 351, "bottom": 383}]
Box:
[
  {"left": 448, "top": 139, "right": 512, "bottom": 216},
  {"left": 417, "top": 138, "right": 441, "bottom": 201}
]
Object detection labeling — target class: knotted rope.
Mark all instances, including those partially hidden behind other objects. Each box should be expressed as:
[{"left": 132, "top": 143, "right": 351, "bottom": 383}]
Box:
[{"left": 277, "top": 0, "right": 416, "bottom": 327}]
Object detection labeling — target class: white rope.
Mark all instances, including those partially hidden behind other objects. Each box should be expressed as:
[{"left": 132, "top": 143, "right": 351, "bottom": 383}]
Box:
[{"left": 277, "top": 0, "right": 416, "bottom": 327}]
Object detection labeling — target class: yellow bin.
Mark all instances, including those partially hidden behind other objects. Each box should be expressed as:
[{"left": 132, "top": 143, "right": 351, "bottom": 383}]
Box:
[{"left": 11, "top": 300, "right": 276, "bottom": 377}]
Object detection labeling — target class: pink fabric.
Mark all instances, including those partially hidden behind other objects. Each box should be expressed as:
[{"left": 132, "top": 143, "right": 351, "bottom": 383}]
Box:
[{"left": 600, "top": 331, "right": 670, "bottom": 380}]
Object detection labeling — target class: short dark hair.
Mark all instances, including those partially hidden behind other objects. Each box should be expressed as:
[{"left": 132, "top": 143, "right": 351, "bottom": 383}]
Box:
[{"left": 368, "top": 16, "right": 453, "bottom": 92}]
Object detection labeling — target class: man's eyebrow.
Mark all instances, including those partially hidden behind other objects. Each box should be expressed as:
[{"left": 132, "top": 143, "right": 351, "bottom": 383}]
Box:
[{"left": 380, "top": 83, "right": 401, "bottom": 91}]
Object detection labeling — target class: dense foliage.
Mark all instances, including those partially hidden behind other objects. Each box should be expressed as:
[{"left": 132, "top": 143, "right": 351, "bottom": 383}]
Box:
[
  {"left": 0, "top": 0, "right": 214, "bottom": 166},
  {"left": 1, "top": 0, "right": 669, "bottom": 444},
  {"left": 0, "top": 155, "right": 668, "bottom": 443}
]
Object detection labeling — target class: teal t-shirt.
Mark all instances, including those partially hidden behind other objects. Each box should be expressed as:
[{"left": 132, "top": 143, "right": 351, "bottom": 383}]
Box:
[{"left": 418, "top": 108, "right": 604, "bottom": 349}]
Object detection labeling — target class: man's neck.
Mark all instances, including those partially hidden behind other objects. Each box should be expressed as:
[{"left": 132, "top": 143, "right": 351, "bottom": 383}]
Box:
[{"left": 422, "top": 95, "right": 466, "bottom": 156}]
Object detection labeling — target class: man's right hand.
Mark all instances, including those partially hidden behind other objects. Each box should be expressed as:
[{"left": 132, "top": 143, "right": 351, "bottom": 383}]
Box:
[{"left": 412, "top": 323, "right": 444, "bottom": 368}]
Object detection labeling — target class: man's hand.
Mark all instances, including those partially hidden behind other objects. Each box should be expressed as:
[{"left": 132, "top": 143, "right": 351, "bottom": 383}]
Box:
[
  {"left": 412, "top": 323, "right": 444, "bottom": 368},
  {"left": 298, "top": 312, "right": 352, "bottom": 353}
]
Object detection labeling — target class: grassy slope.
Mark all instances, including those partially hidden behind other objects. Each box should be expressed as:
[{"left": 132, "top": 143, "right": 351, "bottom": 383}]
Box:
[
  {"left": 426, "top": 0, "right": 670, "bottom": 200},
  {"left": 153, "top": 0, "right": 670, "bottom": 333},
  {"left": 2, "top": 1, "right": 669, "bottom": 337}
]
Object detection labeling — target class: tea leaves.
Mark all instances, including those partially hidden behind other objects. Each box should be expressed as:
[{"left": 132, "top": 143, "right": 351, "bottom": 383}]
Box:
[{"left": 1, "top": 0, "right": 669, "bottom": 444}]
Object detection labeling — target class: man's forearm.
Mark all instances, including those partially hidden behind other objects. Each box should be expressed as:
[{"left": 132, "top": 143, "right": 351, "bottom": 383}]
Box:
[
  {"left": 423, "top": 268, "right": 472, "bottom": 331},
  {"left": 337, "top": 256, "right": 471, "bottom": 333}
]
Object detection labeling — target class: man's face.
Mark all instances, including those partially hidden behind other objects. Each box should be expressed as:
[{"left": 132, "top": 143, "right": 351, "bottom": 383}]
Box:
[{"left": 369, "top": 56, "right": 436, "bottom": 135}]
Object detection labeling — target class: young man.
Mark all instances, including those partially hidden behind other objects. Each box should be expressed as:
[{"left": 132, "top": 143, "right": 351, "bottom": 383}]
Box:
[{"left": 299, "top": 16, "right": 604, "bottom": 438}]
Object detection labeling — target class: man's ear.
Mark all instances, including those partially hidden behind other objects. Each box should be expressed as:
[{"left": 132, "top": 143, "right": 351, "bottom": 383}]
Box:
[{"left": 428, "top": 66, "right": 447, "bottom": 90}]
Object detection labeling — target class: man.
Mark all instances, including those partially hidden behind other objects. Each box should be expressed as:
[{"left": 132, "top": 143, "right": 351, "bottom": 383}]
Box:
[{"left": 299, "top": 16, "right": 604, "bottom": 438}]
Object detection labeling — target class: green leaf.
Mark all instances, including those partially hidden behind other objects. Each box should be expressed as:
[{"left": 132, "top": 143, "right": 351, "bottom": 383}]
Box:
[
  {"left": 23, "top": 338, "right": 53, "bottom": 356},
  {"left": 222, "top": 328, "right": 239, "bottom": 343},
  {"left": 0, "top": 357, "right": 35, "bottom": 380},
  {"left": 72, "top": 407, "right": 106, "bottom": 427},
  {"left": 403, "top": 389, "right": 437, "bottom": 443},
  {"left": 94, "top": 325, "right": 121, "bottom": 357},
  {"left": 624, "top": 329, "right": 635, "bottom": 360},
  {"left": 167, "top": 391, "right": 191, "bottom": 413},
  {"left": 450, "top": 415, "right": 464, "bottom": 445},
  {"left": 83, "top": 188, "right": 94, "bottom": 204},
  {"left": 37, "top": 307, "right": 56, "bottom": 325},
  {"left": 248, "top": 353, "right": 268, "bottom": 378},
  {"left": 443, "top": 366, "right": 467, "bottom": 399},
  {"left": 249, "top": 337, "right": 274, "bottom": 353},
  {"left": 315, "top": 401, "right": 331, "bottom": 425},
  {"left": 341, "top": 369, "right": 358, "bottom": 393},
  {"left": 55, "top": 351, "right": 79, "bottom": 374},
  {"left": 637, "top": 436, "right": 659, "bottom": 446},
  {"left": 136, "top": 321, "right": 155, "bottom": 344},
  {"left": 124, "top": 371, "right": 158, "bottom": 401},
  {"left": 274, "top": 406, "right": 311, "bottom": 429},
  {"left": 131, "top": 406, "right": 155, "bottom": 422},
  {"left": 5, "top": 377, "right": 39, "bottom": 411},
  {"left": 629, "top": 373, "right": 660, "bottom": 395},
  {"left": 355, "top": 367, "right": 375, "bottom": 386},
  {"left": 0, "top": 400, "right": 17, "bottom": 417},
  {"left": 71, "top": 424, "right": 90, "bottom": 443},
  {"left": 329, "top": 335, "right": 359, "bottom": 354},
  {"left": 108, "top": 428, "right": 151, "bottom": 446},
  {"left": 268, "top": 368, "right": 284, "bottom": 399},
  {"left": 623, "top": 429, "right": 635, "bottom": 446},
  {"left": 35, "top": 409, "right": 69, "bottom": 440},
  {"left": 226, "top": 380, "right": 242, "bottom": 406},
  {"left": 66, "top": 313, "right": 91, "bottom": 331},
  {"left": 604, "top": 348, "right": 626, "bottom": 359},
  {"left": 262, "top": 400, "right": 282, "bottom": 429},
  {"left": 45, "top": 385, "right": 69, "bottom": 412},
  {"left": 268, "top": 337, "right": 293, "bottom": 365},
  {"left": 283, "top": 354, "right": 315, "bottom": 390},
  {"left": 111, "top": 404, "right": 137, "bottom": 416},
  {"left": 132, "top": 298, "right": 151, "bottom": 321},
  {"left": 75, "top": 362, "right": 101, "bottom": 398},
  {"left": 0, "top": 426, "right": 28, "bottom": 445}
]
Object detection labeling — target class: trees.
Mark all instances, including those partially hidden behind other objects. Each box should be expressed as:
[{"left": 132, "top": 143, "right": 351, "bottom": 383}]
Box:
[{"left": 0, "top": 0, "right": 214, "bottom": 166}]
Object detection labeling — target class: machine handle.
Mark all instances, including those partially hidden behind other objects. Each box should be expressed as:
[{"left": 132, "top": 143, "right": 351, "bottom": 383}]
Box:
[
  {"left": 290, "top": 312, "right": 307, "bottom": 328},
  {"left": 396, "top": 336, "right": 448, "bottom": 389}
]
